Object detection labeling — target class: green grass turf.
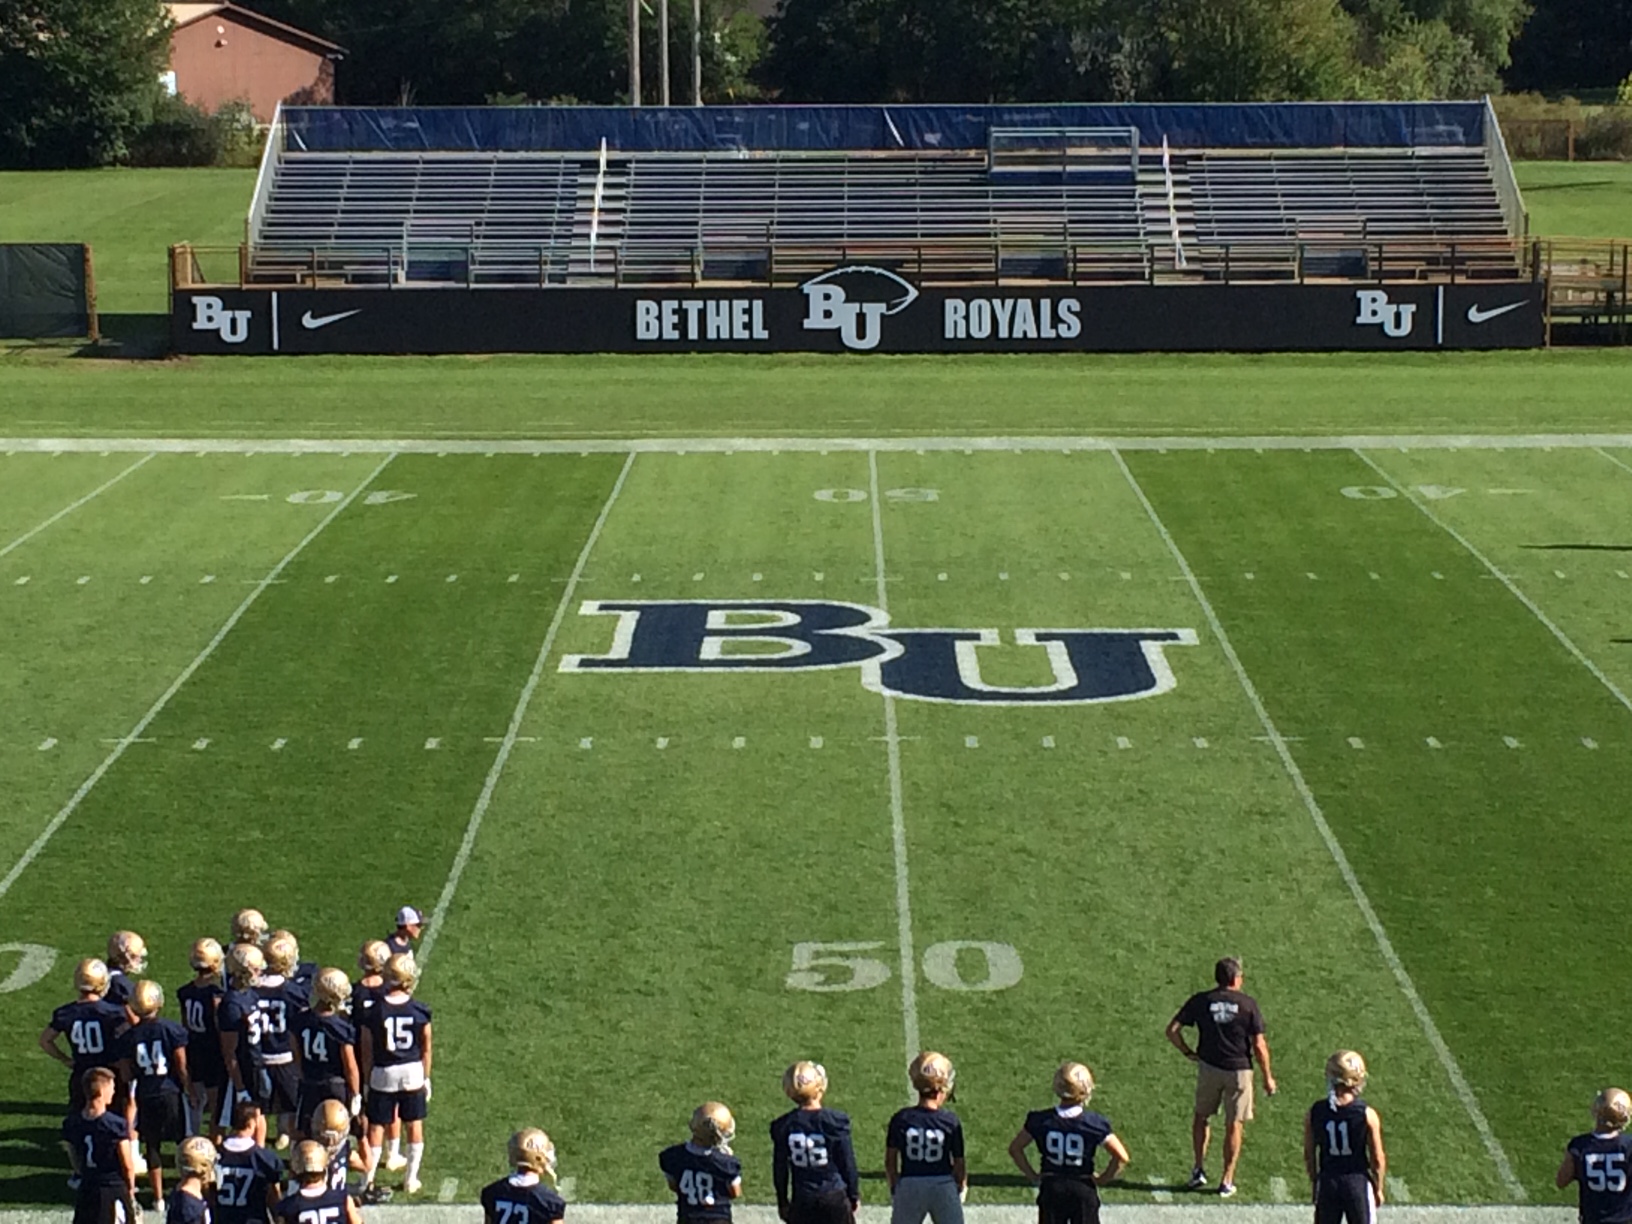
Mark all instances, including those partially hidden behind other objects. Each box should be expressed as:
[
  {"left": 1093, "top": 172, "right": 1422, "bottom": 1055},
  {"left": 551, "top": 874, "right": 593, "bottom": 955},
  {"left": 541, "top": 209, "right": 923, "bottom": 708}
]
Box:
[
  {"left": 1516, "top": 161, "right": 1632, "bottom": 240},
  {"left": 3, "top": 444, "right": 1631, "bottom": 1209}
]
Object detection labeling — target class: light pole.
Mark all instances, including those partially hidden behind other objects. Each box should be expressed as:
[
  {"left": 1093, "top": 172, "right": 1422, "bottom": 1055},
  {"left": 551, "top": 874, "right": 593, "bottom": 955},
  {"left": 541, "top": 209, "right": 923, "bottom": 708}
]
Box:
[
  {"left": 629, "top": 0, "right": 641, "bottom": 106},
  {"left": 659, "top": 0, "right": 671, "bottom": 105},
  {"left": 692, "top": 0, "right": 702, "bottom": 106}
]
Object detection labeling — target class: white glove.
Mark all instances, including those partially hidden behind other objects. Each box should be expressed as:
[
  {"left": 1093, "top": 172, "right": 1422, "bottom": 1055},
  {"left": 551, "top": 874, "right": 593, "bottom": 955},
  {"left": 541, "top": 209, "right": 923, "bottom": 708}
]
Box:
[
  {"left": 235, "top": 1089, "right": 252, "bottom": 1105},
  {"left": 423, "top": 1078, "right": 432, "bottom": 1102},
  {"left": 350, "top": 1094, "right": 362, "bottom": 1118}
]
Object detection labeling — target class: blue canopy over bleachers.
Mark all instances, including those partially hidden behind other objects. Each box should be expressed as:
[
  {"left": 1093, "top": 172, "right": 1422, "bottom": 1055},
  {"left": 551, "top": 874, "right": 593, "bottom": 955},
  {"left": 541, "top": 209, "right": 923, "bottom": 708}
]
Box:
[{"left": 281, "top": 102, "right": 1488, "bottom": 155}]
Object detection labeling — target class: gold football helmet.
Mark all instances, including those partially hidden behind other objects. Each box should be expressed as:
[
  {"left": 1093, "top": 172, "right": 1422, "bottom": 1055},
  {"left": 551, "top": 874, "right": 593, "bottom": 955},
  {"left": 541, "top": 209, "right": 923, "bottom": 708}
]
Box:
[
  {"left": 177, "top": 1136, "right": 217, "bottom": 1184},
  {"left": 1325, "top": 1050, "right": 1368, "bottom": 1091},
  {"left": 190, "top": 938, "right": 224, "bottom": 976},
  {"left": 316, "top": 1098, "right": 351, "bottom": 1151},
  {"left": 783, "top": 1061, "right": 828, "bottom": 1104},
  {"left": 107, "top": 931, "right": 147, "bottom": 974},
  {"left": 1595, "top": 1088, "right": 1632, "bottom": 1131},
  {"left": 690, "top": 1102, "right": 736, "bottom": 1151},
  {"left": 909, "top": 1051, "right": 956, "bottom": 1096},
  {"left": 74, "top": 958, "right": 111, "bottom": 996},
  {"left": 357, "top": 940, "right": 390, "bottom": 976},
  {"left": 290, "top": 1140, "right": 328, "bottom": 1178},
  {"left": 231, "top": 909, "right": 269, "bottom": 947},
  {"left": 509, "top": 1128, "right": 558, "bottom": 1181},
  {"left": 314, "top": 968, "right": 352, "bottom": 1011},
  {"left": 226, "top": 943, "right": 265, "bottom": 989},
  {"left": 265, "top": 931, "right": 299, "bottom": 976},
  {"left": 1053, "top": 1061, "right": 1094, "bottom": 1105},
  {"left": 131, "top": 980, "right": 164, "bottom": 1019},
  {"left": 383, "top": 953, "right": 418, "bottom": 992}
]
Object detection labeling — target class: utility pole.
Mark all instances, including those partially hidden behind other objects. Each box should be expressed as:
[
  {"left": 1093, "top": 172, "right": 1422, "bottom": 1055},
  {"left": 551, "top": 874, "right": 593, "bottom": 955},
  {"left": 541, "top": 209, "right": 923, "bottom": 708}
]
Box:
[
  {"left": 692, "top": 0, "right": 702, "bottom": 106},
  {"left": 629, "top": 0, "right": 641, "bottom": 106},
  {"left": 659, "top": 0, "right": 671, "bottom": 105}
]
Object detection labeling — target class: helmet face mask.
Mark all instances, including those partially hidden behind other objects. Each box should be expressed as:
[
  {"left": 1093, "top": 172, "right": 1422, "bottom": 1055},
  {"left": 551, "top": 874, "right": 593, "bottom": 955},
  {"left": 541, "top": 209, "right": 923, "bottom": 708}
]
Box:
[
  {"left": 1053, "top": 1062, "right": 1094, "bottom": 1105},
  {"left": 783, "top": 1061, "right": 828, "bottom": 1104},
  {"left": 316, "top": 1099, "right": 350, "bottom": 1151}
]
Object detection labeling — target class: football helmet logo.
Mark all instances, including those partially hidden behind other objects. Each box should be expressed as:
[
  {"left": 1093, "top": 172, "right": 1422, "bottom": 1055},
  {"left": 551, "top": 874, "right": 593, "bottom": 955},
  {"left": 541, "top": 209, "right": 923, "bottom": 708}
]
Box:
[
  {"left": 909, "top": 1051, "right": 955, "bottom": 1096},
  {"left": 1325, "top": 1050, "right": 1367, "bottom": 1091},
  {"left": 1595, "top": 1088, "right": 1631, "bottom": 1131},
  {"left": 357, "top": 940, "right": 390, "bottom": 976},
  {"left": 74, "top": 958, "right": 111, "bottom": 996},
  {"left": 783, "top": 1061, "right": 828, "bottom": 1104},
  {"left": 509, "top": 1128, "right": 558, "bottom": 1181},
  {"left": 177, "top": 1136, "right": 217, "bottom": 1184},
  {"left": 383, "top": 953, "right": 418, "bottom": 993}
]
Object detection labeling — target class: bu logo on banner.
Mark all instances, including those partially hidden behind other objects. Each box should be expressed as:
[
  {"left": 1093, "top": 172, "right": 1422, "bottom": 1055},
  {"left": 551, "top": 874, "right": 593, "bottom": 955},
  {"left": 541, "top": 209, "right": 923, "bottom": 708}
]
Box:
[
  {"left": 1354, "top": 290, "right": 1417, "bottom": 338},
  {"left": 801, "top": 267, "right": 919, "bottom": 351},
  {"left": 559, "top": 600, "right": 1199, "bottom": 706},
  {"left": 191, "top": 296, "right": 252, "bottom": 344}
]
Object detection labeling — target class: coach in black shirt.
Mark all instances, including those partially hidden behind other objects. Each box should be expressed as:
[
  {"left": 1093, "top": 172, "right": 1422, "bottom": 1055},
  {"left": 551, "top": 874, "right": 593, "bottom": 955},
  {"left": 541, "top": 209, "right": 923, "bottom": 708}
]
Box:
[{"left": 1165, "top": 957, "right": 1276, "bottom": 1199}]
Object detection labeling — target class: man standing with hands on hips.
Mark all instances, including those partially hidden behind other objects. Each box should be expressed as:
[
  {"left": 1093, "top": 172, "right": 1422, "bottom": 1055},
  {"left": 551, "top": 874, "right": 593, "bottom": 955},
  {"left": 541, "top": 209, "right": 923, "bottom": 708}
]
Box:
[{"left": 1165, "top": 957, "right": 1275, "bottom": 1198}]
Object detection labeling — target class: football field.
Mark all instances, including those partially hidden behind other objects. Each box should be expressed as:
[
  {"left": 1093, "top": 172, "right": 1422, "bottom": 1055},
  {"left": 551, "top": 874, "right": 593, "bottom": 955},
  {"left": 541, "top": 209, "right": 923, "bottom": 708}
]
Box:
[{"left": 3, "top": 434, "right": 1631, "bottom": 1213}]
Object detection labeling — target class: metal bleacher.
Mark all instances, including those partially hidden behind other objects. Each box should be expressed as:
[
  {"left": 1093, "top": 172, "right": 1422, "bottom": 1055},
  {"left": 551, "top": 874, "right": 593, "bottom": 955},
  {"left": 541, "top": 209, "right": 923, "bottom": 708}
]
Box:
[{"left": 241, "top": 105, "right": 1527, "bottom": 289}]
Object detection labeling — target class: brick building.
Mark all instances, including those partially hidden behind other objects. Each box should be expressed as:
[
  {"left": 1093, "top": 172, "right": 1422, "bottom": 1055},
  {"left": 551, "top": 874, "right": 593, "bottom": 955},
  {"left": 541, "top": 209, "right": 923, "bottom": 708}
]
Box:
[{"left": 166, "top": 3, "right": 344, "bottom": 122}]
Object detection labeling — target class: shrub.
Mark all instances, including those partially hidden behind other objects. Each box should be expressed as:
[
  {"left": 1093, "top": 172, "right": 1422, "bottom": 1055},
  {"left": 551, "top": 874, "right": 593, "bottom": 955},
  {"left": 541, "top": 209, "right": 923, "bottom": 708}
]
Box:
[
  {"left": 1577, "top": 108, "right": 1632, "bottom": 161},
  {"left": 126, "top": 95, "right": 265, "bottom": 167}
]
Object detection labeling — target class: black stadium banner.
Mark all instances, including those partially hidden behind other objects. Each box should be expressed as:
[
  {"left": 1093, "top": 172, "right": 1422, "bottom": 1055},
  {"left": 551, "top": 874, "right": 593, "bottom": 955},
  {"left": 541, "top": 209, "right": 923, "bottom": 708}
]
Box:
[{"left": 173, "top": 270, "right": 1546, "bottom": 355}]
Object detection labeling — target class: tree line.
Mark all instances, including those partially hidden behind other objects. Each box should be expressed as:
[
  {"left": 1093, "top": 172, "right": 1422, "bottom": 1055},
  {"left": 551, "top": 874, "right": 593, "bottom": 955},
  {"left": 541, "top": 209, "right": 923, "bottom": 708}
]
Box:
[{"left": 1, "top": 0, "right": 1627, "bottom": 168}]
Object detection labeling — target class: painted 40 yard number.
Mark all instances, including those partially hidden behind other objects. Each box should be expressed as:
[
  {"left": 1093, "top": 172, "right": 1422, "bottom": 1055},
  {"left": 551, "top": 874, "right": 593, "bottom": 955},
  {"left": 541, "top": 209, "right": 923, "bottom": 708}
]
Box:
[{"left": 787, "top": 940, "right": 1022, "bottom": 993}]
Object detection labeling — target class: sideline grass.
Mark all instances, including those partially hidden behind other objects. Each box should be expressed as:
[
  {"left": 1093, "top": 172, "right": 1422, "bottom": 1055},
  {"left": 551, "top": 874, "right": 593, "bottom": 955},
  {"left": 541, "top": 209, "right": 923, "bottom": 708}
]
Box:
[{"left": 1517, "top": 161, "right": 1632, "bottom": 239}]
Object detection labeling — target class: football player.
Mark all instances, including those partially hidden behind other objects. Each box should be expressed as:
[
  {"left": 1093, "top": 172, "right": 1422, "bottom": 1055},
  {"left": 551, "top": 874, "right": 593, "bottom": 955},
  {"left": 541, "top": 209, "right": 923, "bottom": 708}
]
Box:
[
  {"left": 177, "top": 939, "right": 226, "bottom": 1138},
  {"left": 661, "top": 1102, "right": 743, "bottom": 1222},
  {"left": 276, "top": 1142, "right": 361, "bottom": 1224},
  {"left": 770, "top": 1062, "right": 858, "bottom": 1224},
  {"left": 117, "top": 981, "right": 191, "bottom": 1204},
  {"left": 359, "top": 954, "right": 432, "bottom": 1197},
  {"left": 214, "top": 1102, "right": 282, "bottom": 1224},
  {"left": 313, "top": 1099, "right": 361, "bottom": 1193},
  {"left": 386, "top": 908, "right": 424, "bottom": 960},
  {"left": 1558, "top": 1087, "right": 1632, "bottom": 1224},
  {"left": 218, "top": 945, "right": 267, "bottom": 1128},
  {"left": 63, "top": 1067, "right": 138, "bottom": 1224},
  {"left": 292, "top": 969, "right": 359, "bottom": 1141},
  {"left": 252, "top": 935, "right": 303, "bottom": 1148},
  {"left": 266, "top": 933, "right": 313, "bottom": 1014},
  {"left": 41, "top": 959, "right": 128, "bottom": 1115},
  {"left": 168, "top": 1137, "right": 216, "bottom": 1224},
  {"left": 351, "top": 941, "right": 392, "bottom": 1175},
  {"left": 106, "top": 933, "right": 148, "bottom": 1014},
  {"left": 1008, "top": 1062, "right": 1129, "bottom": 1224},
  {"left": 482, "top": 1130, "right": 566, "bottom": 1224},
  {"left": 886, "top": 1053, "right": 965, "bottom": 1224},
  {"left": 1305, "top": 1051, "right": 1385, "bottom": 1223},
  {"left": 231, "top": 911, "right": 269, "bottom": 949}
]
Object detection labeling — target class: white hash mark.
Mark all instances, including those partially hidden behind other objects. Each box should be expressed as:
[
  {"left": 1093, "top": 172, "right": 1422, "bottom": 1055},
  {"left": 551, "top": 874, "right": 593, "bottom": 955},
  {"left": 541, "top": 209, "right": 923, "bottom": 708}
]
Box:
[
  {"left": 656, "top": 737, "right": 669, "bottom": 749},
  {"left": 1432, "top": 571, "right": 1444, "bottom": 579},
  {"left": 937, "top": 572, "right": 948, "bottom": 581},
  {"left": 1370, "top": 571, "right": 1381, "bottom": 580},
  {"left": 77, "top": 576, "right": 90, "bottom": 585},
  {"left": 814, "top": 572, "right": 824, "bottom": 582},
  {"left": 1426, "top": 736, "right": 1443, "bottom": 748},
  {"left": 965, "top": 735, "right": 979, "bottom": 748},
  {"left": 438, "top": 1180, "right": 458, "bottom": 1203},
  {"left": 810, "top": 736, "right": 823, "bottom": 749},
  {"left": 1348, "top": 736, "right": 1365, "bottom": 749},
  {"left": 192, "top": 739, "right": 209, "bottom": 751},
  {"left": 732, "top": 736, "right": 746, "bottom": 749},
  {"left": 1041, "top": 736, "right": 1055, "bottom": 749},
  {"left": 386, "top": 575, "right": 398, "bottom": 583},
  {"left": 508, "top": 574, "right": 520, "bottom": 583},
  {"left": 1504, "top": 736, "right": 1522, "bottom": 749},
  {"left": 752, "top": 572, "right": 763, "bottom": 582},
  {"left": 998, "top": 572, "right": 1009, "bottom": 581},
  {"left": 13, "top": 576, "right": 27, "bottom": 585},
  {"left": 1116, "top": 736, "right": 1132, "bottom": 749},
  {"left": 325, "top": 575, "right": 339, "bottom": 584},
  {"left": 1583, "top": 737, "right": 1599, "bottom": 749},
  {"left": 445, "top": 574, "right": 458, "bottom": 583},
  {"left": 579, "top": 737, "right": 593, "bottom": 750},
  {"left": 631, "top": 574, "right": 641, "bottom": 583},
  {"left": 1244, "top": 572, "right": 1255, "bottom": 580},
  {"left": 271, "top": 739, "right": 287, "bottom": 751},
  {"left": 692, "top": 573, "right": 704, "bottom": 582},
  {"left": 348, "top": 738, "right": 363, "bottom": 750},
  {"left": 1192, "top": 737, "right": 1209, "bottom": 748},
  {"left": 425, "top": 738, "right": 441, "bottom": 750},
  {"left": 200, "top": 575, "right": 215, "bottom": 584},
  {"left": 38, "top": 738, "right": 57, "bottom": 751},
  {"left": 1554, "top": 570, "right": 1567, "bottom": 579}
]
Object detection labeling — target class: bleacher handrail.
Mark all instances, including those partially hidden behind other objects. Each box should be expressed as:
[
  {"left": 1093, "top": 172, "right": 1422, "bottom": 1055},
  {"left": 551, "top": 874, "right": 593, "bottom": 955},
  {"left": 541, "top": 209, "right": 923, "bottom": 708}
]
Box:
[
  {"left": 247, "top": 102, "right": 285, "bottom": 246},
  {"left": 1482, "top": 94, "right": 1528, "bottom": 239}
]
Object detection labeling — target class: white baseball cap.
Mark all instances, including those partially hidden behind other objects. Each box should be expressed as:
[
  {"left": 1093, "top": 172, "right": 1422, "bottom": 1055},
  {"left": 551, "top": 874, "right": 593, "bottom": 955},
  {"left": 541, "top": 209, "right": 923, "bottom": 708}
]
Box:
[{"left": 396, "top": 906, "right": 425, "bottom": 927}]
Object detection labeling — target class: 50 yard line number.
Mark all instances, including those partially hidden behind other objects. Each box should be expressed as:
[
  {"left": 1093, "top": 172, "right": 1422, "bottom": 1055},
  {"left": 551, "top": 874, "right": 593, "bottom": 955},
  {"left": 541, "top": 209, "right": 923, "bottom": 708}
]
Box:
[{"left": 787, "top": 940, "right": 1023, "bottom": 993}]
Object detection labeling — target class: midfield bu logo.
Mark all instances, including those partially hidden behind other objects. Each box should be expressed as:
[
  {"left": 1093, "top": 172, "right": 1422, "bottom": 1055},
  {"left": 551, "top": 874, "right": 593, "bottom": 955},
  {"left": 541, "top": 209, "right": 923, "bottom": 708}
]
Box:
[
  {"left": 1354, "top": 289, "right": 1417, "bottom": 338},
  {"left": 191, "top": 296, "right": 252, "bottom": 344},
  {"left": 560, "top": 600, "right": 1198, "bottom": 705},
  {"left": 801, "top": 267, "right": 920, "bottom": 351}
]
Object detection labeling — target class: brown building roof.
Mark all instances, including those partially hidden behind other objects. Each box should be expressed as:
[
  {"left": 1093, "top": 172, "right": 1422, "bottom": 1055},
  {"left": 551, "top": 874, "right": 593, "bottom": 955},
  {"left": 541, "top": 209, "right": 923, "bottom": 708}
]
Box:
[{"left": 165, "top": 2, "right": 344, "bottom": 57}]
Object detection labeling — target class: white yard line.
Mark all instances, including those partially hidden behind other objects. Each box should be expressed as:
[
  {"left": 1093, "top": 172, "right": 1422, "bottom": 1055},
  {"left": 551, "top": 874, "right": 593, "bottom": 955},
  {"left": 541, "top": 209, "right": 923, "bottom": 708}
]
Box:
[
  {"left": 416, "top": 452, "right": 637, "bottom": 968},
  {"left": 868, "top": 450, "right": 922, "bottom": 1069},
  {"left": 1594, "top": 446, "right": 1632, "bottom": 480},
  {"left": 0, "top": 453, "right": 395, "bottom": 903},
  {"left": 1112, "top": 450, "right": 1527, "bottom": 1202},
  {"left": 7, "top": 434, "right": 1632, "bottom": 456},
  {"left": 0, "top": 453, "right": 155, "bottom": 559},
  {"left": 1356, "top": 450, "right": 1632, "bottom": 718}
]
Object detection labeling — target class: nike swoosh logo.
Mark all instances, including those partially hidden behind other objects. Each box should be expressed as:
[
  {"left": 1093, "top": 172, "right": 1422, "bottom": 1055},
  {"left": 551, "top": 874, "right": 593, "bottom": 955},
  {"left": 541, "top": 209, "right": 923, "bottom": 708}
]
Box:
[
  {"left": 301, "top": 309, "right": 361, "bottom": 330},
  {"left": 1466, "top": 302, "right": 1525, "bottom": 324}
]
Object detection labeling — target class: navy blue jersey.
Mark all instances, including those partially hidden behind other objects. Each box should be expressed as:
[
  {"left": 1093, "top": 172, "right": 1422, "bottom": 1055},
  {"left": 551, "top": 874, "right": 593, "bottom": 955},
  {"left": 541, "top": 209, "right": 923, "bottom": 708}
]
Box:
[
  {"left": 385, "top": 935, "right": 414, "bottom": 958},
  {"left": 50, "top": 999, "right": 127, "bottom": 1072},
  {"left": 1024, "top": 1106, "right": 1114, "bottom": 1180},
  {"left": 106, "top": 972, "right": 135, "bottom": 1009},
  {"left": 291, "top": 964, "right": 319, "bottom": 1004},
  {"left": 659, "top": 1143, "right": 742, "bottom": 1220},
  {"left": 274, "top": 1185, "right": 348, "bottom": 1224},
  {"left": 1310, "top": 1096, "right": 1372, "bottom": 1181},
  {"left": 215, "top": 1138, "right": 282, "bottom": 1224},
  {"left": 481, "top": 1174, "right": 566, "bottom": 1224},
  {"left": 120, "top": 1018, "right": 189, "bottom": 1098},
  {"left": 295, "top": 1013, "right": 355, "bottom": 1083},
  {"left": 176, "top": 981, "right": 223, "bottom": 1054},
  {"left": 887, "top": 1106, "right": 964, "bottom": 1179},
  {"left": 325, "top": 1140, "right": 351, "bottom": 1193},
  {"left": 253, "top": 979, "right": 298, "bottom": 1061},
  {"left": 770, "top": 1108, "right": 857, "bottom": 1205},
  {"left": 62, "top": 1110, "right": 129, "bottom": 1188},
  {"left": 350, "top": 981, "right": 384, "bottom": 1024},
  {"left": 169, "top": 1189, "right": 212, "bottom": 1224},
  {"left": 1569, "top": 1132, "right": 1632, "bottom": 1224},
  {"left": 219, "top": 988, "right": 265, "bottom": 1068},
  {"left": 367, "top": 997, "right": 431, "bottom": 1068}
]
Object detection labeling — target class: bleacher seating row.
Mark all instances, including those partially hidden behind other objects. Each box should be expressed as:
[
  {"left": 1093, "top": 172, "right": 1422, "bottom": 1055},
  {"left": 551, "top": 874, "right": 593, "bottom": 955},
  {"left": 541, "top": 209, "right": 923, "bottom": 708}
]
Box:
[{"left": 248, "top": 142, "right": 1517, "bottom": 287}]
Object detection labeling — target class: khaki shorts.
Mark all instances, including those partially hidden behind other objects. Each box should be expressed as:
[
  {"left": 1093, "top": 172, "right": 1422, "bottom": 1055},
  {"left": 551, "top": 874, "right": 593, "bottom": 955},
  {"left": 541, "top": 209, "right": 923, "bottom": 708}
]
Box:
[{"left": 1194, "top": 1061, "right": 1255, "bottom": 1122}]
